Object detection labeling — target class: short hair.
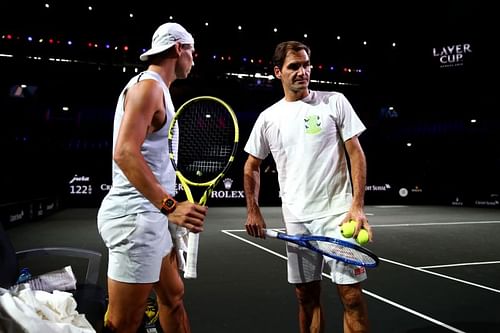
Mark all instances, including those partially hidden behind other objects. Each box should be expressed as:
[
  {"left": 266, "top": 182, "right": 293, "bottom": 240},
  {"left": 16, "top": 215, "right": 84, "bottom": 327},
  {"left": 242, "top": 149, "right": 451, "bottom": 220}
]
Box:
[{"left": 272, "top": 41, "right": 311, "bottom": 70}]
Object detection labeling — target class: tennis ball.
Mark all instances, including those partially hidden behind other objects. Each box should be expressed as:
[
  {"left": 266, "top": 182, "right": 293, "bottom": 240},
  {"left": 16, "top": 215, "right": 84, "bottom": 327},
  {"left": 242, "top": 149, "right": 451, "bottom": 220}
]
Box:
[
  {"left": 356, "top": 229, "right": 369, "bottom": 245},
  {"left": 341, "top": 220, "right": 357, "bottom": 238},
  {"left": 196, "top": 170, "right": 202, "bottom": 176}
]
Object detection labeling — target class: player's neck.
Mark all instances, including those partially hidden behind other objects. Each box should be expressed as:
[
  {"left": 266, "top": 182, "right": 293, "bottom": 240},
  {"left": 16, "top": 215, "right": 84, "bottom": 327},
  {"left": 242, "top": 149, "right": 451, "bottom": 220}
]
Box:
[
  {"left": 284, "top": 89, "right": 309, "bottom": 102},
  {"left": 147, "top": 64, "right": 175, "bottom": 87}
]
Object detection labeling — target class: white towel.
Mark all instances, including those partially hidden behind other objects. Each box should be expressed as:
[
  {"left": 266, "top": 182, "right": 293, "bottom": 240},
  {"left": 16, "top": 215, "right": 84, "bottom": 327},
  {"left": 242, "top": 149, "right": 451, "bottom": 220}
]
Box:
[{"left": 0, "top": 284, "right": 95, "bottom": 333}]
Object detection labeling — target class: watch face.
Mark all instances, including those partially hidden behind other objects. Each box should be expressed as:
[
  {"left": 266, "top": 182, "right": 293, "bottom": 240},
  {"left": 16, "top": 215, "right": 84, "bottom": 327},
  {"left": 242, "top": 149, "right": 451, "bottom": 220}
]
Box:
[
  {"left": 161, "top": 196, "right": 177, "bottom": 215},
  {"left": 166, "top": 199, "right": 175, "bottom": 208}
]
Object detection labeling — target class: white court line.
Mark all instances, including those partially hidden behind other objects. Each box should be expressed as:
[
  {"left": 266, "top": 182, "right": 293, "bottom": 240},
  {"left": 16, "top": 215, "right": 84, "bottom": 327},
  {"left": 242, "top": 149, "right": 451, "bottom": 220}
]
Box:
[
  {"left": 365, "top": 220, "right": 500, "bottom": 293},
  {"left": 382, "top": 257, "right": 500, "bottom": 294},
  {"left": 221, "top": 230, "right": 287, "bottom": 260},
  {"left": 372, "top": 220, "right": 500, "bottom": 228},
  {"left": 360, "top": 290, "right": 466, "bottom": 333},
  {"left": 222, "top": 229, "right": 467, "bottom": 333},
  {"left": 420, "top": 261, "right": 500, "bottom": 269}
]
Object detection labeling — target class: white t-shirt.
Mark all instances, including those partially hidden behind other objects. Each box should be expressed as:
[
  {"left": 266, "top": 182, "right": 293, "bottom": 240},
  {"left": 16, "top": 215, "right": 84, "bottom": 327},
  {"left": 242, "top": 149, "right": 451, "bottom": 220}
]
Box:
[{"left": 244, "top": 90, "right": 366, "bottom": 222}]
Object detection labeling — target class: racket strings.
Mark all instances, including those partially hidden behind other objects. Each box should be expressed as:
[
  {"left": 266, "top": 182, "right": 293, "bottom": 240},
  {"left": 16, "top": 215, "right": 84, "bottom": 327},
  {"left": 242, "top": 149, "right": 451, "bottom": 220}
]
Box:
[
  {"left": 173, "top": 100, "right": 236, "bottom": 182},
  {"left": 186, "top": 160, "right": 225, "bottom": 173},
  {"left": 314, "top": 240, "right": 377, "bottom": 266}
]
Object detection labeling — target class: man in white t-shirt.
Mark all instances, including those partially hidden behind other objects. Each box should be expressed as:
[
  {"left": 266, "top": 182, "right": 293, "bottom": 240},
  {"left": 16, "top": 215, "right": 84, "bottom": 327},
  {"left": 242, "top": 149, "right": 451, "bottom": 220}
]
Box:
[{"left": 243, "top": 41, "right": 373, "bottom": 333}]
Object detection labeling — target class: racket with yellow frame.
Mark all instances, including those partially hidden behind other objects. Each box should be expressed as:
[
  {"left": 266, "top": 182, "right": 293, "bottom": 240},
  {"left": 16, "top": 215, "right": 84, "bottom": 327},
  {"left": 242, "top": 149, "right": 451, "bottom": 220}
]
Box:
[{"left": 168, "top": 96, "right": 239, "bottom": 278}]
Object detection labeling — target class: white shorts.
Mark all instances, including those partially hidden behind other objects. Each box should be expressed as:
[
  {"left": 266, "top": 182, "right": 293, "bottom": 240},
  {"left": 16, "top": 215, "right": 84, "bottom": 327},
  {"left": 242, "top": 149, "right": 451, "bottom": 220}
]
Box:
[
  {"left": 285, "top": 213, "right": 367, "bottom": 285},
  {"left": 97, "top": 212, "right": 173, "bottom": 283}
]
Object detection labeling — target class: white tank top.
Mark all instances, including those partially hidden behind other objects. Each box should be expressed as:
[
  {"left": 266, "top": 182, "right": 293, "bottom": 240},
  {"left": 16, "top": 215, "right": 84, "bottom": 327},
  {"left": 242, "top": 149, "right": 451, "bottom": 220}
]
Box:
[{"left": 98, "top": 70, "right": 177, "bottom": 218}]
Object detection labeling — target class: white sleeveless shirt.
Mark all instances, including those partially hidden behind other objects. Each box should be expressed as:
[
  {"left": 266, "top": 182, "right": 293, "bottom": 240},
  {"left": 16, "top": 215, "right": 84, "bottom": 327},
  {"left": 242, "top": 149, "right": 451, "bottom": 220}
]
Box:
[{"left": 98, "top": 70, "right": 177, "bottom": 218}]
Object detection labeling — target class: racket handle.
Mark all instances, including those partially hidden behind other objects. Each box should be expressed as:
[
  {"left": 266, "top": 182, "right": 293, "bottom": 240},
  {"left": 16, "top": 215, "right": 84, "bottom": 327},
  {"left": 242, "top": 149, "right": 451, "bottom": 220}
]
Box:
[
  {"left": 264, "top": 229, "right": 278, "bottom": 238},
  {"left": 184, "top": 232, "right": 199, "bottom": 279}
]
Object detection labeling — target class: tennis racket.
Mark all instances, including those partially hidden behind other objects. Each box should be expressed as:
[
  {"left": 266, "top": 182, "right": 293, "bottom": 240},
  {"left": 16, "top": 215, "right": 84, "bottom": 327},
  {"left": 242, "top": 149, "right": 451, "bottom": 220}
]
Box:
[
  {"left": 168, "top": 96, "right": 239, "bottom": 279},
  {"left": 264, "top": 229, "right": 379, "bottom": 268}
]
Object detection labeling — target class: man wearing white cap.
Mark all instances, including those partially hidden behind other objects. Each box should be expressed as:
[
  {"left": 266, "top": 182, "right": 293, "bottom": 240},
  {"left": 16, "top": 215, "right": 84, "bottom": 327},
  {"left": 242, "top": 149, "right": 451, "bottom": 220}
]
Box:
[{"left": 97, "top": 22, "right": 207, "bottom": 333}]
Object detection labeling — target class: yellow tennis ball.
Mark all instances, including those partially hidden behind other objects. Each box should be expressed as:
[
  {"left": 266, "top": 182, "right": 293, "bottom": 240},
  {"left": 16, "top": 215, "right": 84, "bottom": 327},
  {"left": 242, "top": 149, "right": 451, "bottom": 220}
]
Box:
[
  {"left": 356, "top": 229, "right": 369, "bottom": 245},
  {"left": 341, "top": 220, "right": 356, "bottom": 238}
]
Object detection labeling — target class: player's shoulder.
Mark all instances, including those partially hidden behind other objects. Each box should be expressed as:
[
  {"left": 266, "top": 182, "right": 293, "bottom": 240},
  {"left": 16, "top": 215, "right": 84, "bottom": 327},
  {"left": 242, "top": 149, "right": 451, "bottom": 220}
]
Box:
[
  {"left": 139, "top": 70, "right": 161, "bottom": 81},
  {"left": 260, "top": 98, "right": 286, "bottom": 116},
  {"left": 316, "top": 91, "right": 353, "bottom": 109},
  {"left": 123, "top": 73, "right": 164, "bottom": 103},
  {"left": 133, "top": 71, "right": 166, "bottom": 90},
  {"left": 313, "top": 90, "right": 345, "bottom": 101}
]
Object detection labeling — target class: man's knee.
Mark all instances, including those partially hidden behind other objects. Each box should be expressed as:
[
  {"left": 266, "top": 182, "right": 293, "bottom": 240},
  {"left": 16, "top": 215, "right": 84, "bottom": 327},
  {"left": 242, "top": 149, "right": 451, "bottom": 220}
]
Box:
[
  {"left": 105, "top": 304, "right": 145, "bottom": 332},
  {"left": 156, "top": 282, "right": 185, "bottom": 311},
  {"left": 295, "top": 281, "right": 321, "bottom": 305},
  {"left": 338, "top": 284, "right": 365, "bottom": 311}
]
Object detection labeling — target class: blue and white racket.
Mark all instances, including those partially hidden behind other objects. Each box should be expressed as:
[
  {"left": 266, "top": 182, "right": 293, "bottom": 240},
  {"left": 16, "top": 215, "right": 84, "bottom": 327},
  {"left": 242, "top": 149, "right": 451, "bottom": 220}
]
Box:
[{"left": 265, "top": 229, "right": 379, "bottom": 268}]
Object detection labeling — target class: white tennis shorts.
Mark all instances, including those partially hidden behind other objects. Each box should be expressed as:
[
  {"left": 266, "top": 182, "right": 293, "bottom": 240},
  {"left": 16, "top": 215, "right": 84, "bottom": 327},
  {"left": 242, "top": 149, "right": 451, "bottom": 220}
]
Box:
[
  {"left": 285, "top": 213, "right": 368, "bottom": 285},
  {"left": 97, "top": 212, "right": 173, "bottom": 283}
]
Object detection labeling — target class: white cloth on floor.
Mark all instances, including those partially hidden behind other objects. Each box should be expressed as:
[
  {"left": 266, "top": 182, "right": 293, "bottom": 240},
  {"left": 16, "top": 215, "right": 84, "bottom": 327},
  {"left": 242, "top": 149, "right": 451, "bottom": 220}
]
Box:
[{"left": 0, "top": 284, "right": 95, "bottom": 333}]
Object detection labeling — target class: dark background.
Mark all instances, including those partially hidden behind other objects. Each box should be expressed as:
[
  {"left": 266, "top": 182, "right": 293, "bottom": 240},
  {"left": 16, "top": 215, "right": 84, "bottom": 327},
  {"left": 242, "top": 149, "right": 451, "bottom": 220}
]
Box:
[{"left": 1, "top": 1, "right": 498, "bottom": 226}]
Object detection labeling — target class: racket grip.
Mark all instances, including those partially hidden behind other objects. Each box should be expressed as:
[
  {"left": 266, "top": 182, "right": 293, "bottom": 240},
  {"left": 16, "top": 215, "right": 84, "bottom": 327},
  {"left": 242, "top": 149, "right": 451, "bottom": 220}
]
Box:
[
  {"left": 264, "top": 229, "right": 278, "bottom": 238},
  {"left": 184, "top": 232, "right": 199, "bottom": 279}
]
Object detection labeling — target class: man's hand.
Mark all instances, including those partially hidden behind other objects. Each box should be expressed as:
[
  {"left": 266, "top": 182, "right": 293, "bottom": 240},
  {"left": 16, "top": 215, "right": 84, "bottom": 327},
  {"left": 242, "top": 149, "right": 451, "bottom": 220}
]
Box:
[
  {"left": 168, "top": 201, "right": 208, "bottom": 233},
  {"left": 245, "top": 209, "right": 266, "bottom": 238}
]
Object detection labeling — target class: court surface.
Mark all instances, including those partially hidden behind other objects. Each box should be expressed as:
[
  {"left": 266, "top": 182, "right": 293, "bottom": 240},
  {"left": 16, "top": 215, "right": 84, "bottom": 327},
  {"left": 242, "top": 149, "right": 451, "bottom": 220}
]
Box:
[{"left": 6, "top": 205, "right": 500, "bottom": 332}]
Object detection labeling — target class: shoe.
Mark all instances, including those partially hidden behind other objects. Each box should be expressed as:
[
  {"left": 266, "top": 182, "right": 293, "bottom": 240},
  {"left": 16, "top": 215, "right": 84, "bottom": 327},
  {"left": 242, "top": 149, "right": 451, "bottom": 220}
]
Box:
[{"left": 142, "top": 297, "right": 160, "bottom": 333}]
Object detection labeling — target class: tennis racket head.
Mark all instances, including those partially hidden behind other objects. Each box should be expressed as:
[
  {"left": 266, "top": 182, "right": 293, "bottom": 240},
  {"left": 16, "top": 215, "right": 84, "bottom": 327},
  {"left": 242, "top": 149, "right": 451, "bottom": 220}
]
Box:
[
  {"left": 168, "top": 96, "right": 239, "bottom": 279},
  {"left": 168, "top": 95, "right": 239, "bottom": 193},
  {"left": 306, "top": 235, "right": 379, "bottom": 268}
]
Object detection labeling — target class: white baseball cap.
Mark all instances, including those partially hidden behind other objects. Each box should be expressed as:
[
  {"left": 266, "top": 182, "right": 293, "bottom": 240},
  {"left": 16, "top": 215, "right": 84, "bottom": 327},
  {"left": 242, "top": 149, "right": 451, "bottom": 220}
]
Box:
[{"left": 139, "top": 22, "right": 194, "bottom": 61}]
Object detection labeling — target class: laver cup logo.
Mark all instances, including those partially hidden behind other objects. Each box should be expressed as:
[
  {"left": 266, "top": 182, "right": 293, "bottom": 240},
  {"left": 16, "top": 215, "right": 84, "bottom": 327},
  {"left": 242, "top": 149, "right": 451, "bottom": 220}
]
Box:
[{"left": 432, "top": 43, "right": 472, "bottom": 68}]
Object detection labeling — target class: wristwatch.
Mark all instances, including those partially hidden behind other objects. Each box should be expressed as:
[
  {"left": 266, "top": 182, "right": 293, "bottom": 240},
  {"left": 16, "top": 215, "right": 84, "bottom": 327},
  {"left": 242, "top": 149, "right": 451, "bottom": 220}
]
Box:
[{"left": 160, "top": 195, "right": 177, "bottom": 215}]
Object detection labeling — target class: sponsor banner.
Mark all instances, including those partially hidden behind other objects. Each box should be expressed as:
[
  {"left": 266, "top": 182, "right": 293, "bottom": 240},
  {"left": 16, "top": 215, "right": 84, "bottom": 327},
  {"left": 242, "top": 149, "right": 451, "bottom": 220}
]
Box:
[
  {"left": 68, "top": 172, "right": 246, "bottom": 207},
  {"left": 68, "top": 174, "right": 93, "bottom": 196},
  {"left": 448, "top": 193, "right": 499, "bottom": 208},
  {"left": 64, "top": 172, "right": 104, "bottom": 207},
  {"left": 450, "top": 196, "right": 464, "bottom": 207},
  {"left": 473, "top": 193, "right": 499, "bottom": 208},
  {"left": 173, "top": 177, "right": 246, "bottom": 206},
  {"left": 0, "top": 197, "right": 60, "bottom": 227},
  {"left": 365, "top": 183, "right": 425, "bottom": 204}
]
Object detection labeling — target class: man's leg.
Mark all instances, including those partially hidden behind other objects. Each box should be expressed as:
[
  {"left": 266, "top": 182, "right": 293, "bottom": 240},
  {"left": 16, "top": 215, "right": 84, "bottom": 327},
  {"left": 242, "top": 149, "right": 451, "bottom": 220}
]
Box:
[
  {"left": 295, "top": 280, "right": 324, "bottom": 333},
  {"left": 154, "top": 251, "right": 191, "bottom": 333},
  {"left": 105, "top": 278, "right": 152, "bottom": 333},
  {"left": 337, "top": 283, "right": 370, "bottom": 333}
]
